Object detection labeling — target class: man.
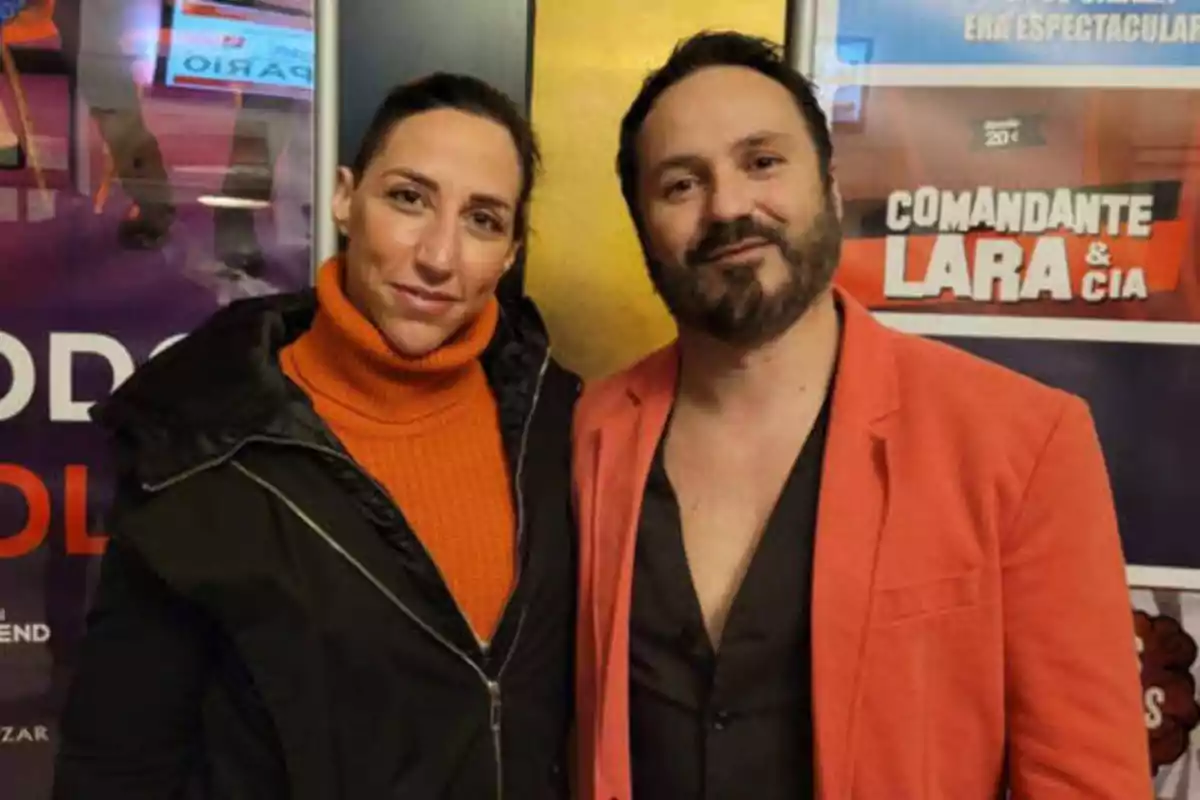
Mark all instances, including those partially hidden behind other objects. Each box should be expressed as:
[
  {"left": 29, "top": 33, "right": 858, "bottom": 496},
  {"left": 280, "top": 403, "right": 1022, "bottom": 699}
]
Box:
[{"left": 572, "top": 31, "right": 1151, "bottom": 800}]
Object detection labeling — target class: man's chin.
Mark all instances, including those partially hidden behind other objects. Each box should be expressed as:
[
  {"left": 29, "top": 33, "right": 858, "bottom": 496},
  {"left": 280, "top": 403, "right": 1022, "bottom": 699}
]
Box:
[{"left": 685, "top": 291, "right": 827, "bottom": 347}]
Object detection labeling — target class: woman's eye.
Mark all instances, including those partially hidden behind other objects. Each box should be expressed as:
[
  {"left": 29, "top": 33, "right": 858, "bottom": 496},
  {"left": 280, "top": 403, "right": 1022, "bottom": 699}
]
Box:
[
  {"left": 389, "top": 188, "right": 423, "bottom": 207},
  {"left": 470, "top": 212, "right": 503, "bottom": 233}
]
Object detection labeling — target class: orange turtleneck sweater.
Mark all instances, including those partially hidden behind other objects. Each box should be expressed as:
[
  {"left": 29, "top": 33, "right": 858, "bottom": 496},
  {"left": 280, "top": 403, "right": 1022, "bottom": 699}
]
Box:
[{"left": 280, "top": 259, "right": 514, "bottom": 643}]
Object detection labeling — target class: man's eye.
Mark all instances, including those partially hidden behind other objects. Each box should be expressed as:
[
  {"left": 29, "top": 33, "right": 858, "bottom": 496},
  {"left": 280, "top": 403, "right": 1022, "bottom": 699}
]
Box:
[
  {"left": 750, "top": 154, "right": 783, "bottom": 171},
  {"left": 664, "top": 178, "right": 695, "bottom": 199}
]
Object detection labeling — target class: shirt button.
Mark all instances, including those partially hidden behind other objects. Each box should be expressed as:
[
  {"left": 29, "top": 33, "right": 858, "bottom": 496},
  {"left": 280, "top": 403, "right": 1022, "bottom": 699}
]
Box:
[{"left": 712, "top": 710, "right": 730, "bottom": 730}]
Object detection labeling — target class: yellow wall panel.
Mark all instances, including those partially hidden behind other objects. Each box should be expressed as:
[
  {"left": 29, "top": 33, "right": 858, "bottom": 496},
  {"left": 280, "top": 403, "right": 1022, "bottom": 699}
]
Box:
[{"left": 526, "top": 0, "right": 792, "bottom": 380}]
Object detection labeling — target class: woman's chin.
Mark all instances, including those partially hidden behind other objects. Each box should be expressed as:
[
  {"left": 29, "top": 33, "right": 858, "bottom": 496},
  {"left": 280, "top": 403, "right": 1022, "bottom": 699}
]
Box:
[
  {"left": 380, "top": 319, "right": 453, "bottom": 360},
  {"left": 385, "top": 335, "right": 445, "bottom": 360}
]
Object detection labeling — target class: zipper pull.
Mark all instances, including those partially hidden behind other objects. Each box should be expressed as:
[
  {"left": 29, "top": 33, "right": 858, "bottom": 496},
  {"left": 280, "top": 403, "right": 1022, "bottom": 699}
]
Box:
[{"left": 487, "top": 680, "right": 502, "bottom": 732}]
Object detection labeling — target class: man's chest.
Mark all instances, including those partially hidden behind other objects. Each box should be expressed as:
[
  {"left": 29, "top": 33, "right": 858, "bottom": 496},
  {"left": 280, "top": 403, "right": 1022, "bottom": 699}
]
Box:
[{"left": 656, "top": 403, "right": 829, "bottom": 642}]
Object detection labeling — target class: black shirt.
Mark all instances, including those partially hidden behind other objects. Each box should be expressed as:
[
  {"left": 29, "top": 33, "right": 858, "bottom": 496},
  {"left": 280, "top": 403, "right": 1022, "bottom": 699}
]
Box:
[{"left": 628, "top": 397, "right": 830, "bottom": 799}]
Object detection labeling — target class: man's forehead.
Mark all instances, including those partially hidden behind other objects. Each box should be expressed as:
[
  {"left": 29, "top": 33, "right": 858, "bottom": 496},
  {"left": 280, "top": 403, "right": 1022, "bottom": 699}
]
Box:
[{"left": 638, "top": 66, "right": 808, "bottom": 159}]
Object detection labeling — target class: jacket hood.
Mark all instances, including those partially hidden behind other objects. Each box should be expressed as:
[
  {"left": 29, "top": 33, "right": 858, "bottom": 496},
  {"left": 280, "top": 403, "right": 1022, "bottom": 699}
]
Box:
[{"left": 93, "top": 289, "right": 555, "bottom": 490}]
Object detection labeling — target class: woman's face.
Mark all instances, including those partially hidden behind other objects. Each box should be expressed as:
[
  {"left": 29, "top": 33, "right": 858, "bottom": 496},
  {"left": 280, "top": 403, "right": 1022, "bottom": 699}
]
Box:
[{"left": 333, "top": 108, "right": 523, "bottom": 357}]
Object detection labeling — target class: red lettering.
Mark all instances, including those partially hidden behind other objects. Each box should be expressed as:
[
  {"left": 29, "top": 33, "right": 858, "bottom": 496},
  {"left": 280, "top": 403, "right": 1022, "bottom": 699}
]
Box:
[
  {"left": 65, "top": 465, "right": 107, "bottom": 556},
  {"left": 0, "top": 464, "right": 108, "bottom": 557},
  {"left": 0, "top": 464, "right": 51, "bottom": 557}
]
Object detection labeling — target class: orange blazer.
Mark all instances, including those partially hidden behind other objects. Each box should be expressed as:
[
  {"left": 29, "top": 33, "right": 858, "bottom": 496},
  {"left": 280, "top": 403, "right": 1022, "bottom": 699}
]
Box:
[{"left": 572, "top": 288, "right": 1151, "bottom": 799}]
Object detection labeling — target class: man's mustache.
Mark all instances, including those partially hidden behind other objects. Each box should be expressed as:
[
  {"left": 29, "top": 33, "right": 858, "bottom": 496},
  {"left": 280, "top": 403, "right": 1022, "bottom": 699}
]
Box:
[{"left": 687, "top": 216, "right": 787, "bottom": 265}]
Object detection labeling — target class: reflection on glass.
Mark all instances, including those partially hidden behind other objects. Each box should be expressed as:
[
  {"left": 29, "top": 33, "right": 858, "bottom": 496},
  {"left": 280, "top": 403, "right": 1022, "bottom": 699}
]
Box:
[{"left": 0, "top": 2, "right": 315, "bottom": 795}]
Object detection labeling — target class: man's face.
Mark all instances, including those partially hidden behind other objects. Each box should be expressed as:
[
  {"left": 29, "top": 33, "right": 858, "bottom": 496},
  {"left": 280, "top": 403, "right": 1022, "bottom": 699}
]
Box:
[{"left": 634, "top": 65, "right": 841, "bottom": 346}]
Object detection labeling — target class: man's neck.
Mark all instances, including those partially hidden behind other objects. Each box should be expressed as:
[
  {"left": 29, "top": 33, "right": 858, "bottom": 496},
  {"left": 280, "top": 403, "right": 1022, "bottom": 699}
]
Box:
[{"left": 675, "top": 289, "right": 840, "bottom": 423}]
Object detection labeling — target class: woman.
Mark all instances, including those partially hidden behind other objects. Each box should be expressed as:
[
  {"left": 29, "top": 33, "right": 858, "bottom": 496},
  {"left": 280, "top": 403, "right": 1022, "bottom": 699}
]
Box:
[{"left": 53, "top": 73, "right": 579, "bottom": 800}]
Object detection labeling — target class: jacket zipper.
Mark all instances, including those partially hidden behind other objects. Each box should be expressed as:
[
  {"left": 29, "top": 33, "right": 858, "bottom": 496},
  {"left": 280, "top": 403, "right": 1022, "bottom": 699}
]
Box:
[
  {"left": 149, "top": 349, "right": 552, "bottom": 800},
  {"left": 488, "top": 352, "right": 551, "bottom": 647},
  {"left": 231, "top": 459, "right": 527, "bottom": 800}
]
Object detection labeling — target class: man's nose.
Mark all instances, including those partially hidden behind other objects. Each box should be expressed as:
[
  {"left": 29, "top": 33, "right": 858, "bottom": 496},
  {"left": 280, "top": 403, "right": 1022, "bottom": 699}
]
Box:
[{"left": 707, "top": 169, "right": 756, "bottom": 222}]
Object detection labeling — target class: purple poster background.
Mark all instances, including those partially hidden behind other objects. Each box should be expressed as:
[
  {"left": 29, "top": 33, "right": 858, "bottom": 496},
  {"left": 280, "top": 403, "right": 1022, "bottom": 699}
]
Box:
[
  {"left": 941, "top": 335, "right": 1200, "bottom": 570},
  {"left": 0, "top": 0, "right": 313, "bottom": 793}
]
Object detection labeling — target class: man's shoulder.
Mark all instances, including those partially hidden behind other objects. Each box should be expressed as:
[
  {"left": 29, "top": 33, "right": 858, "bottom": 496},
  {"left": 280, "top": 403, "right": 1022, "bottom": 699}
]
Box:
[
  {"left": 883, "top": 325, "right": 1086, "bottom": 455},
  {"left": 893, "top": 327, "right": 1069, "bottom": 406},
  {"left": 575, "top": 344, "right": 676, "bottom": 435}
]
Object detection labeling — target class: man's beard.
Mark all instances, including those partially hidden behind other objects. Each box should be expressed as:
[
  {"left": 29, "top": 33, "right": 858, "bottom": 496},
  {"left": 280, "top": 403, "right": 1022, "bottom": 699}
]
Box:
[{"left": 645, "top": 204, "right": 842, "bottom": 347}]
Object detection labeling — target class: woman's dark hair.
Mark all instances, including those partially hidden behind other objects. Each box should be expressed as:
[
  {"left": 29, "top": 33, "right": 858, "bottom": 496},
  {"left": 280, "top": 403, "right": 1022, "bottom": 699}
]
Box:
[{"left": 350, "top": 72, "right": 541, "bottom": 243}]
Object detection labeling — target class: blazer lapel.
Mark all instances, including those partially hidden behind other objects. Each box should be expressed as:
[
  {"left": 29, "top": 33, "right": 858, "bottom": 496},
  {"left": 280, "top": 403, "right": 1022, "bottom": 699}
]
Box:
[
  {"left": 812, "top": 289, "right": 900, "bottom": 800},
  {"left": 587, "top": 347, "right": 678, "bottom": 729}
]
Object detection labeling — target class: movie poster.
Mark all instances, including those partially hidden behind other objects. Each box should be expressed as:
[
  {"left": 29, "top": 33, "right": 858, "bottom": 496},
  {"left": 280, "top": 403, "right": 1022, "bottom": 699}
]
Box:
[
  {"left": 811, "top": 0, "right": 1200, "bottom": 789},
  {"left": 1134, "top": 585, "right": 1200, "bottom": 797},
  {"left": 0, "top": 0, "right": 313, "bottom": 794}
]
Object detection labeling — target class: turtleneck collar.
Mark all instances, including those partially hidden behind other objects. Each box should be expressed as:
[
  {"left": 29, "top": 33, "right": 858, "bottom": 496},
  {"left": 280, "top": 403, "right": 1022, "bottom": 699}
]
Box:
[{"left": 283, "top": 257, "right": 498, "bottom": 425}]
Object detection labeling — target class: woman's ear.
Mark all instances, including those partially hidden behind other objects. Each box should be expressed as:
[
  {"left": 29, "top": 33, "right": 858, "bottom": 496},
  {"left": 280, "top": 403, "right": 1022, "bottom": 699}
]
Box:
[
  {"left": 503, "top": 240, "right": 523, "bottom": 273},
  {"left": 332, "top": 166, "right": 355, "bottom": 237}
]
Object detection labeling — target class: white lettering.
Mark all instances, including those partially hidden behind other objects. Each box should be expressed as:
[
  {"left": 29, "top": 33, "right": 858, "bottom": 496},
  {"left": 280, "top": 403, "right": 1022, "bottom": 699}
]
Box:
[
  {"left": 0, "top": 725, "right": 50, "bottom": 744},
  {"left": 0, "top": 623, "right": 52, "bottom": 644},
  {"left": 972, "top": 239, "right": 1024, "bottom": 302},
  {"left": 49, "top": 333, "right": 135, "bottom": 423},
  {"left": 1081, "top": 270, "right": 1108, "bottom": 302},
  {"left": 0, "top": 331, "right": 35, "bottom": 421},
  {"left": 0, "top": 331, "right": 185, "bottom": 422},
  {"left": 886, "top": 191, "right": 912, "bottom": 232},
  {"left": 882, "top": 187, "right": 1155, "bottom": 237},
  {"left": 1021, "top": 238, "right": 1074, "bottom": 300},
  {"left": 882, "top": 234, "right": 1074, "bottom": 302},
  {"left": 882, "top": 236, "right": 925, "bottom": 298},
  {"left": 1145, "top": 686, "right": 1166, "bottom": 730}
]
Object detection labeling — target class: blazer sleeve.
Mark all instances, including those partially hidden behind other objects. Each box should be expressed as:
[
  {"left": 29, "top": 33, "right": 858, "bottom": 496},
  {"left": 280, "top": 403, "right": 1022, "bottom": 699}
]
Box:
[
  {"left": 52, "top": 534, "right": 214, "bottom": 800},
  {"left": 1002, "top": 396, "right": 1152, "bottom": 798}
]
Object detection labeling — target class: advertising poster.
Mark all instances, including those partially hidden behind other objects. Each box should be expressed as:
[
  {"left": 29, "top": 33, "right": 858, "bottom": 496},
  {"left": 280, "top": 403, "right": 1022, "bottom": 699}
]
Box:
[
  {"left": 810, "top": 0, "right": 1200, "bottom": 787},
  {"left": 1134, "top": 586, "right": 1200, "bottom": 797},
  {"left": 815, "top": 0, "right": 1200, "bottom": 87},
  {"left": 0, "top": 0, "right": 312, "bottom": 794},
  {"left": 831, "top": 85, "right": 1200, "bottom": 344}
]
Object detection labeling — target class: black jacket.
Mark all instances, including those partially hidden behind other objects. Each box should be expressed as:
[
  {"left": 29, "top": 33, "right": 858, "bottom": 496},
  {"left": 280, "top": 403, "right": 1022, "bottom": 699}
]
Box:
[{"left": 52, "top": 289, "right": 581, "bottom": 800}]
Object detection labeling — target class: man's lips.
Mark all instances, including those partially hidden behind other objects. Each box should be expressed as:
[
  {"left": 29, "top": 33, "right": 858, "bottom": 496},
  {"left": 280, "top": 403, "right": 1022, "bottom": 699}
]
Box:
[{"left": 701, "top": 239, "right": 773, "bottom": 261}]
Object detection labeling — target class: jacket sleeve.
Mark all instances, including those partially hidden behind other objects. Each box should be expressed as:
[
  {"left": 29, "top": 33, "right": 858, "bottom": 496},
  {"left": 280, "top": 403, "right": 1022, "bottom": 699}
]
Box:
[
  {"left": 52, "top": 534, "right": 214, "bottom": 800},
  {"left": 1002, "top": 396, "right": 1152, "bottom": 798}
]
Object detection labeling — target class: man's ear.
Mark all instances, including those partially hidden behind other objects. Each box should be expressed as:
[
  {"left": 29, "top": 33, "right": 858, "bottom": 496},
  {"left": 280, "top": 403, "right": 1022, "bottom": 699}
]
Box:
[
  {"left": 332, "top": 166, "right": 356, "bottom": 237},
  {"left": 830, "top": 171, "right": 844, "bottom": 221}
]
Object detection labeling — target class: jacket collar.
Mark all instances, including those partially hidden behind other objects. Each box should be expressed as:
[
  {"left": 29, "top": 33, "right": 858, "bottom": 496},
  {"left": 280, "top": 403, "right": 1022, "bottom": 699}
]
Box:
[
  {"left": 620, "top": 285, "right": 901, "bottom": 427},
  {"left": 93, "top": 290, "right": 553, "bottom": 490}
]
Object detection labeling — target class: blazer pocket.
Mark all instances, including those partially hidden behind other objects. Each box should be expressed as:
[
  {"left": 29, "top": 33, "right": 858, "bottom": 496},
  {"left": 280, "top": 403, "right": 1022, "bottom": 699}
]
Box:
[{"left": 873, "top": 569, "right": 982, "bottom": 625}]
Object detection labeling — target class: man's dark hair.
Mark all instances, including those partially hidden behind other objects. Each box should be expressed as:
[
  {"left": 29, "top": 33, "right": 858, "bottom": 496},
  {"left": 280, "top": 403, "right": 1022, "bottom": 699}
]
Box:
[
  {"left": 616, "top": 31, "right": 833, "bottom": 225},
  {"left": 350, "top": 72, "right": 541, "bottom": 243}
]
